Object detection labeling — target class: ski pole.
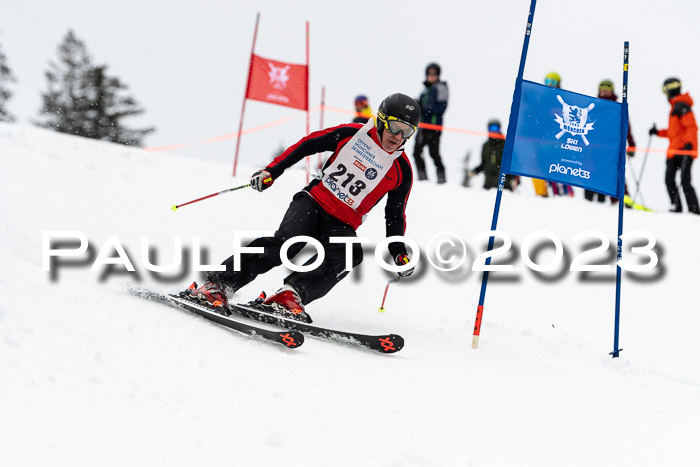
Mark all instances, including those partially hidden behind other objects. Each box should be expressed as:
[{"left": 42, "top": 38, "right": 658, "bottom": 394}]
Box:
[
  {"left": 378, "top": 276, "right": 401, "bottom": 312},
  {"left": 633, "top": 134, "right": 652, "bottom": 204},
  {"left": 625, "top": 153, "right": 640, "bottom": 202},
  {"left": 171, "top": 183, "right": 251, "bottom": 211}
]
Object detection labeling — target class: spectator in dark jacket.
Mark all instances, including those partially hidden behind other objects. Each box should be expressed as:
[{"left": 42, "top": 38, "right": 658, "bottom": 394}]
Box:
[
  {"left": 413, "top": 62, "right": 448, "bottom": 183},
  {"left": 470, "top": 119, "right": 516, "bottom": 190},
  {"left": 584, "top": 79, "right": 637, "bottom": 204}
]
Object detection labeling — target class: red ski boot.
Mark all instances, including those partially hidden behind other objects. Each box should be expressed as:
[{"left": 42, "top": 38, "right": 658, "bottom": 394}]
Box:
[
  {"left": 263, "top": 288, "right": 312, "bottom": 323},
  {"left": 181, "top": 281, "right": 229, "bottom": 313}
]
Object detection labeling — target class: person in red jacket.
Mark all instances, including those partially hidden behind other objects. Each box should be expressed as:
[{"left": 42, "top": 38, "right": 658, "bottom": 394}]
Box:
[
  {"left": 650, "top": 77, "right": 699, "bottom": 214},
  {"left": 183, "top": 93, "right": 420, "bottom": 322}
]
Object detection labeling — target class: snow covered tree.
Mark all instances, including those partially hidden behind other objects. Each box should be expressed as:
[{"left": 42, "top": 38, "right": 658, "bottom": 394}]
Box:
[
  {"left": 0, "top": 33, "right": 16, "bottom": 123},
  {"left": 36, "top": 30, "right": 154, "bottom": 146},
  {"left": 81, "top": 64, "right": 155, "bottom": 146}
]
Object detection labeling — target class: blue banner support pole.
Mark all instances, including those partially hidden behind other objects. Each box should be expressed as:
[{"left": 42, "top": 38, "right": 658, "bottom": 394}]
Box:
[
  {"left": 610, "top": 42, "right": 630, "bottom": 358},
  {"left": 472, "top": 0, "right": 537, "bottom": 349}
]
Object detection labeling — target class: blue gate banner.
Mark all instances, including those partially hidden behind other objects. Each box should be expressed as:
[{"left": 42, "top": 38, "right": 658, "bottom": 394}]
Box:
[{"left": 502, "top": 80, "right": 628, "bottom": 197}]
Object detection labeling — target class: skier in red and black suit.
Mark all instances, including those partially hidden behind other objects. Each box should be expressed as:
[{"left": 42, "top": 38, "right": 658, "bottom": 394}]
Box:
[{"left": 184, "top": 93, "right": 420, "bottom": 322}]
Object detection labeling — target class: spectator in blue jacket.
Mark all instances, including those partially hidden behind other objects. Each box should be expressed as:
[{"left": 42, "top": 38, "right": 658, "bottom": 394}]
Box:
[{"left": 413, "top": 63, "right": 449, "bottom": 183}]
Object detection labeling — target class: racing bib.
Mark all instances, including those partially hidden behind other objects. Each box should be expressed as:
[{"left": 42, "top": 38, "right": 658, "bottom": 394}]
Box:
[{"left": 321, "top": 120, "right": 400, "bottom": 210}]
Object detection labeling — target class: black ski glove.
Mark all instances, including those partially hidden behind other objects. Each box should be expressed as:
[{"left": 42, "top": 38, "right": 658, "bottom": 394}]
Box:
[
  {"left": 394, "top": 253, "right": 414, "bottom": 278},
  {"left": 649, "top": 124, "right": 658, "bottom": 136},
  {"left": 683, "top": 142, "right": 694, "bottom": 155},
  {"left": 250, "top": 170, "right": 274, "bottom": 192}
]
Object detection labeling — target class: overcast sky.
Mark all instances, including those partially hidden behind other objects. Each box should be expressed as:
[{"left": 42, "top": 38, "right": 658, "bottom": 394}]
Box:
[{"left": 3, "top": 0, "right": 700, "bottom": 188}]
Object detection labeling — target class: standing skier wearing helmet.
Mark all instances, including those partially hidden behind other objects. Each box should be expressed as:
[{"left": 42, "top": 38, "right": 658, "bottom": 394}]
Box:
[
  {"left": 352, "top": 95, "right": 374, "bottom": 124},
  {"left": 585, "top": 79, "right": 637, "bottom": 204},
  {"left": 469, "top": 119, "right": 517, "bottom": 190},
  {"left": 413, "top": 62, "right": 449, "bottom": 183},
  {"left": 543, "top": 72, "right": 574, "bottom": 197},
  {"left": 182, "top": 93, "right": 421, "bottom": 322},
  {"left": 650, "top": 77, "right": 700, "bottom": 214}
]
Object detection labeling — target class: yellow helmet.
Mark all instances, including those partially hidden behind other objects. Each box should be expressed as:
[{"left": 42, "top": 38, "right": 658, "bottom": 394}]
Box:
[{"left": 544, "top": 72, "right": 561, "bottom": 88}]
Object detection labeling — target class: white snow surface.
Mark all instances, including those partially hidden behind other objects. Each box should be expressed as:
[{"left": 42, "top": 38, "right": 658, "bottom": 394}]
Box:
[{"left": 1, "top": 122, "right": 699, "bottom": 466}]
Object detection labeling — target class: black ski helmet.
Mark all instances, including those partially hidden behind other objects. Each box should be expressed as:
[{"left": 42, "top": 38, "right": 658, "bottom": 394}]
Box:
[
  {"left": 426, "top": 62, "right": 441, "bottom": 77},
  {"left": 377, "top": 93, "right": 421, "bottom": 139},
  {"left": 662, "top": 77, "right": 682, "bottom": 98}
]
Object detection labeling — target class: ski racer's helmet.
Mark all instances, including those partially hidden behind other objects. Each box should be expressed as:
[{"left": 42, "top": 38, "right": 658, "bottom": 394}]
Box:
[
  {"left": 377, "top": 93, "right": 421, "bottom": 141},
  {"left": 544, "top": 72, "right": 561, "bottom": 88},
  {"left": 662, "top": 77, "right": 682, "bottom": 98},
  {"left": 425, "top": 62, "right": 441, "bottom": 77}
]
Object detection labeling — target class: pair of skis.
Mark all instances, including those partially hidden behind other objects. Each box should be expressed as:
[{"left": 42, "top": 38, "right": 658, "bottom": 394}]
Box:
[{"left": 127, "top": 286, "right": 404, "bottom": 353}]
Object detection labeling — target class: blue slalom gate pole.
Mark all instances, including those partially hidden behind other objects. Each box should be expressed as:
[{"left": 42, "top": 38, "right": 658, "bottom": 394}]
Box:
[
  {"left": 610, "top": 42, "right": 630, "bottom": 358},
  {"left": 472, "top": 0, "right": 537, "bottom": 349}
]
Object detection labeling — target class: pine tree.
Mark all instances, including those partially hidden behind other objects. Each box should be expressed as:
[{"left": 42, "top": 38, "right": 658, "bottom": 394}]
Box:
[
  {"left": 0, "top": 33, "right": 16, "bottom": 123},
  {"left": 36, "top": 30, "right": 154, "bottom": 146}
]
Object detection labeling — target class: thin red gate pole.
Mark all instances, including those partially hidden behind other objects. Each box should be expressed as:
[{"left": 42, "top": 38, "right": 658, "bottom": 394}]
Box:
[
  {"left": 318, "top": 85, "right": 325, "bottom": 169},
  {"left": 305, "top": 21, "right": 310, "bottom": 185},
  {"left": 232, "top": 12, "right": 260, "bottom": 177}
]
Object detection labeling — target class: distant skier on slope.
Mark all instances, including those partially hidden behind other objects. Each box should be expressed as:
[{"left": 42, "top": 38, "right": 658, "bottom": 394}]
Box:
[
  {"left": 650, "top": 77, "right": 700, "bottom": 214},
  {"left": 413, "top": 62, "right": 449, "bottom": 183},
  {"left": 352, "top": 95, "right": 374, "bottom": 124},
  {"left": 182, "top": 93, "right": 420, "bottom": 322},
  {"left": 469, "top": 119, "right": 517, "bottom": 191},
  {"left": 584, "top": 79, "right": 637, "bottom": 205},
  {"left": 543, "top": 71, "right": 574, "bottom": 197}
]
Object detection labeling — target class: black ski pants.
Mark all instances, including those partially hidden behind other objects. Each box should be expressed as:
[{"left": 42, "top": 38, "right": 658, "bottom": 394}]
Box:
[
  {"left": 584, "top": 189, "right": 606, "bottom": 203},
  {"left": 665, "top": 155, "right": 699, "bottom": 213},
  {"left": 209, "top": 193, "right": 363, "bottom": 304},
  {"left": 413, "top": 129, "right": 445, "bottom": 174}
]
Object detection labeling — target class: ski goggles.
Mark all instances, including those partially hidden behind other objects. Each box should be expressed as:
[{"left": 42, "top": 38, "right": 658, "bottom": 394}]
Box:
[
  {"left": 488, "top": 123, "right": 501, "bottom": 133},
  {"left": 544, "top": 77, "right": 559, "bottom": 87},
  {"left": 382, "top": 115, "right": 418, "bottom": 140}
]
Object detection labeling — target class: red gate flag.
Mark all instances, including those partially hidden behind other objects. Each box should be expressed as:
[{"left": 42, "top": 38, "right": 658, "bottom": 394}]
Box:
[{"left": 246, "top": 54, "right": 308, "bottom": 111}]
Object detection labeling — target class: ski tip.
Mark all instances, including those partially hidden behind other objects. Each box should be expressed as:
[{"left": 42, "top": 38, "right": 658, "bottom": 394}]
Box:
[
  {"left": 171, "top": 204, "right": 178, "bottom": 211},
  {"left": 279, "top": 331, "right": 305, "bottom": 349},
  {"left": 377, "top": 334, "right": 404, "bottom": 353}
]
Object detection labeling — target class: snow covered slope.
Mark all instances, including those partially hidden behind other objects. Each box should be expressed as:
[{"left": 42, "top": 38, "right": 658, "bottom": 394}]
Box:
[{"left": 1, "top": 123, "right": 698, "bottom": 466}]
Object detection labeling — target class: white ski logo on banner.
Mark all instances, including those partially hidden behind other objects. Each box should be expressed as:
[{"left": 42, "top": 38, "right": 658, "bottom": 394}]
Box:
[
  {"left": 268, "top": 63, "right": 290, "bottom": 90},
  {"left": 554, "top": 95, "right": 595, "bottom": 146}
]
